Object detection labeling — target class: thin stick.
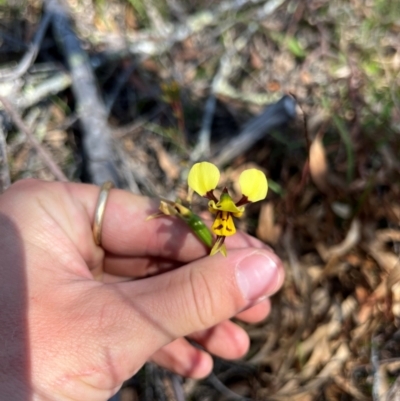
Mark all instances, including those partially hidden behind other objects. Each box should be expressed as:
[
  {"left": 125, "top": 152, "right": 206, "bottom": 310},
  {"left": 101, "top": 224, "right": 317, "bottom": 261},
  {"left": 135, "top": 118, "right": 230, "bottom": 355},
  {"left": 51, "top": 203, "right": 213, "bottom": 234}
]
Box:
[
  {"left": 190, "top": 94, "right": 216, "bottom": 161},
  {"left": 0, "top": 124, "right": 11, "bottom": 192},
  {"left": 168, "top": 373, "right": 185, "bottom": 401},
  {"left": 0, "top": 12, "right": 52, "bottom": 81},
  {"left": 105, "top": 62, "right": 136, "bottom": 115},
  {"left": 0, "top": 95, "right": 68, "bottom": 182},
  {"left": 192, "top": 24, "right": 258, "bottom": 161}
]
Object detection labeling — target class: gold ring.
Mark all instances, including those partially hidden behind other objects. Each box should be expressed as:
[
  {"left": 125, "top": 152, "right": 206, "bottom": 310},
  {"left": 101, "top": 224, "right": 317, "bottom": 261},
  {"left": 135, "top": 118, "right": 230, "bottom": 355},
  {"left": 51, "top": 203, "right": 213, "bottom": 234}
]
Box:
[{"left": 93, "top": 181, "right": 114, "bottom": 246}]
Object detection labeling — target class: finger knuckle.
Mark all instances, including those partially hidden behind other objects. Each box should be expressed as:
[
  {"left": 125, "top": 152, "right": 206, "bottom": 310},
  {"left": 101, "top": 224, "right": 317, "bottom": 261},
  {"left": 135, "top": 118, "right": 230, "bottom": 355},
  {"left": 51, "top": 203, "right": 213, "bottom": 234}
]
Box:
[{"left": 187, "top": 268, "right": 217, "bottom": 330}]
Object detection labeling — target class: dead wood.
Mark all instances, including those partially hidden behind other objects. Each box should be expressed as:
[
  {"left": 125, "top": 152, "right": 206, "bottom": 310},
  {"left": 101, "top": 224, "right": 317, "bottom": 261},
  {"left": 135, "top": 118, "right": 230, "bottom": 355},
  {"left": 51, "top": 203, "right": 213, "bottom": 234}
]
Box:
[
  {"left": 213, "top": 95, "right": 297, "bottom": 166},
  {"left": 45, "top": 0, "right": 124, "bottom": 187}
]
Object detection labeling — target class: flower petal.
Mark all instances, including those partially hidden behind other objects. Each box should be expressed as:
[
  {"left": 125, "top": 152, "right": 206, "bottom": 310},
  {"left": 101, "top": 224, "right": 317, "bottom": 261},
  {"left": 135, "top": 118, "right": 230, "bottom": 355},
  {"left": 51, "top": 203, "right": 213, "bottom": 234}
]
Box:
[
  {"left": 188, "top": 162, "right": 220, "bottom": 197},
  {"left": 210, "top": 193, "right": 244, "bottom": 214},
  {"left": 238, "top": 169, "right": 268, "bottom": 202},
  {"left": 212, "top": 211, "right": 236, "bottom": 237}
]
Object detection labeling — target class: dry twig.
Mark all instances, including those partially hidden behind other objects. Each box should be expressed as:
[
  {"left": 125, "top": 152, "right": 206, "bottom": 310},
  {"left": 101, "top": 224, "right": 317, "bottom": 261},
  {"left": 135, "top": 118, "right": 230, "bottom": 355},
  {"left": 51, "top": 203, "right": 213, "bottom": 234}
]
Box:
[
  {"left": 0, "top": 11, "right": 52, "bottom": 81},
  {"left": 0, "top": 95, "right": 68, "bottom": 182},
  {"left": 0, "top": 71, "right": 72, "bottom": 112},
  {"left": 0, "top": 123, "right": 11, "bottom": 193}
]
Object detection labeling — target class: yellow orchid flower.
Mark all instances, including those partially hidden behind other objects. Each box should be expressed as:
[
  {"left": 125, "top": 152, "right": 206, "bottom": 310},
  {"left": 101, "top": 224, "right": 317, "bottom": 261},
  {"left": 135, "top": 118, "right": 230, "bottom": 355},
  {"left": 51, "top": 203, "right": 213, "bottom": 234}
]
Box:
[{"left": 188, "top": 162, "right": 268, "bottom": 256}]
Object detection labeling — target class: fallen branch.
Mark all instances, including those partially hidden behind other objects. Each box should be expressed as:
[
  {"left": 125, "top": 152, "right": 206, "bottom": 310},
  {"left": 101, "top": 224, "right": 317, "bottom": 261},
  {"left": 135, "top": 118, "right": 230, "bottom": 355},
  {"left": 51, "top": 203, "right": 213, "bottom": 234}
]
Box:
[
  {"left": 45, "top": 0, "right": 124, "bottom": 187},
  {"left": 213, "top": 95, "right": 297, "bottom": 166},
  {"left": 0, "top": 71, "right": 72, "bottom": 112}
]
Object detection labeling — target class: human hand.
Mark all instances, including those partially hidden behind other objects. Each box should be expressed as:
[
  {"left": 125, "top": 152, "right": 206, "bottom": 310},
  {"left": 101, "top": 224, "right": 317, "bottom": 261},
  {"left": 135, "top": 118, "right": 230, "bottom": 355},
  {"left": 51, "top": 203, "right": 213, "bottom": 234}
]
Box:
[{"left": 0, "top": 179, "right": 284, "bottom": 401}]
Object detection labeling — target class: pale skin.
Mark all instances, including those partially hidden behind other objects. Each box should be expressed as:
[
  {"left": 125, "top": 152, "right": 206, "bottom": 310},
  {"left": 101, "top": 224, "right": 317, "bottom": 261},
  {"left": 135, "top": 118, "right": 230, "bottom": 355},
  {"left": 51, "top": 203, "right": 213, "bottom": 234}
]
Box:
[{"left": 0, "top": 179, "right": 284, "bottom": 401}]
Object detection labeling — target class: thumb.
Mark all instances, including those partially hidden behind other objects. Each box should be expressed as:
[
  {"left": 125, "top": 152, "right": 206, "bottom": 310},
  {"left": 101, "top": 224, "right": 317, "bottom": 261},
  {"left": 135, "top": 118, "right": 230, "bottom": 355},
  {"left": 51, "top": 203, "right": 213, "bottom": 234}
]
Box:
[{"left": 117, "top": 247, "right": 284, "bottom": 347}]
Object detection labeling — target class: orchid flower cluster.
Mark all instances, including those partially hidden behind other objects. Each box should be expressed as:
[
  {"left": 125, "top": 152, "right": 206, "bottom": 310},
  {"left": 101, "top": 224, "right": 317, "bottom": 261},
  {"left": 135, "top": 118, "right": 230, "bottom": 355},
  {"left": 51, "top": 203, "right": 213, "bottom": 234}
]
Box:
[
  {"left": 188, "top": 162, "right": 268, "bottom": 256},
  {"left": 148, "top": 161, "right": 268, "bottom": 256}
]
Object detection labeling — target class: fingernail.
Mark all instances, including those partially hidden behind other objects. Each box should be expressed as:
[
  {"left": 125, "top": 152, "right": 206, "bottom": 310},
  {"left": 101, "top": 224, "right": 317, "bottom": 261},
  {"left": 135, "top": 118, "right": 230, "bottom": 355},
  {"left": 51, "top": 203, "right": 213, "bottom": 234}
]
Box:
[{"left": 235, "top": 252, "right": 281, "bottom": 301}]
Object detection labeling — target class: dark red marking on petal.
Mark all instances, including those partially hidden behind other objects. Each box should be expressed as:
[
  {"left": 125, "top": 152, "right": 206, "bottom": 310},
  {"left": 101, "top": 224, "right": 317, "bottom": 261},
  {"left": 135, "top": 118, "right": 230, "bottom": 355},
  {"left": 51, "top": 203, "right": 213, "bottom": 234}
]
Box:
[
  {"left": 205, "top": 190, "right": 218, "bottom": 202},
  {"left": 235, "top": 195, "right": 250, "bottom": 207}
]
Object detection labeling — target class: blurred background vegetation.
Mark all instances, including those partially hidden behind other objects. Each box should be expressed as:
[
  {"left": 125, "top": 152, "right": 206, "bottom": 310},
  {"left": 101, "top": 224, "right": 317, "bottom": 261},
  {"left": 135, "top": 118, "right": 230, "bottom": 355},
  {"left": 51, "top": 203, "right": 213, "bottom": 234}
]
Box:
[{"left": 1, "top": 0, "right": 400, "bottom": 400}]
